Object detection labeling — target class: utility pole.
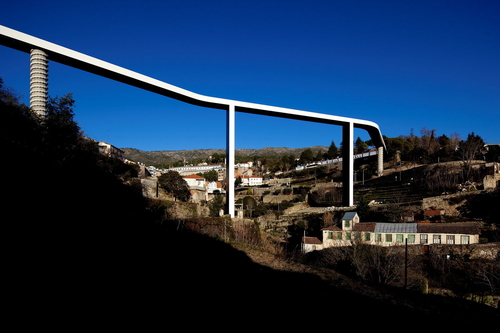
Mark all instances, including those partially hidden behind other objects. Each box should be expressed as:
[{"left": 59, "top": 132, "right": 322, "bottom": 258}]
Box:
[{"left": 404, "top": 237, "right": 408, "bottom": 290}]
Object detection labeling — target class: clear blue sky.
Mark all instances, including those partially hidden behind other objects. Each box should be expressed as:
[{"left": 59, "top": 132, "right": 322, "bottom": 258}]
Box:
[{"left": 1, "top": 0, "right": 499, "bottom": 151}]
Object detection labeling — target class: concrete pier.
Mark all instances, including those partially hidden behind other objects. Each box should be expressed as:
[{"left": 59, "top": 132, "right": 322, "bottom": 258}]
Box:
[{"left": 30, "top": 49, "right": 48, "bottom": 116}]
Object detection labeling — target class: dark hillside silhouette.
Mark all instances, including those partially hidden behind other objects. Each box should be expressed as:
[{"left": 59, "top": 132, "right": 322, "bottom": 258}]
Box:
[{"left": 2, "top": 79, "right": 497, "bottom": 329}]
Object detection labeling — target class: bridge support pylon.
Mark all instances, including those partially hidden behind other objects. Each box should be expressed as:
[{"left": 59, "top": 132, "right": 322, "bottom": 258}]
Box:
[
  {"left": 226, "top": 104, "right": 235, "bottom": 217},
  {"left": 30, "top": 48, "right": 48, "bottom": 117},
  {"left": 377, "top": 146, "right": 384, "bottom": 177},
  {"left": 342, "top": 122, "right": 354, "bottom": 207}
]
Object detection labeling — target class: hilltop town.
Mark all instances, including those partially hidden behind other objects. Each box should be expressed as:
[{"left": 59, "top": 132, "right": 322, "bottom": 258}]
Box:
[{"left": 119, "top": 141, "right": 499, "bottom": 218}]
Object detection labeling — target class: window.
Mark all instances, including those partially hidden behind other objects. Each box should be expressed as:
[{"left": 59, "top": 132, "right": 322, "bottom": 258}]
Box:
[
  {"left": 420, "top": 234, "right": 428, "bottom": 244},
  {"left": 335, "top": 232, "right": 343, "bottom": 240},
  {"left": 375, "top": 234, "right": 382, "bottom": 242},
  {"left": 344, "top": 220, "right": 351, "bottom": 228},
  {"left": 327, "top": 231, "right": 333, "bottom": 239},
  {"left": 433, "top": 235, "right": 441, "bottom": 244},
  {"left": 461, "top": 235, "right": 470, "bottom": 244},
  {"left": 446, "top": 235, "right": 455, "bottom": 244},
  {"left": 385, "top": 234, "right": 393, "bottom": 242},
  {"left": 346, "top": 232, "right": 351, "bottom": 241},
  {"left": 364, "top": 232, "right": 371, "bottom": 241},
  {"left": 408, "top": 234, "right": 415, "bottom": 243},
  {"left": 396, "top": 234, "right": 404, "bottom": 243}
]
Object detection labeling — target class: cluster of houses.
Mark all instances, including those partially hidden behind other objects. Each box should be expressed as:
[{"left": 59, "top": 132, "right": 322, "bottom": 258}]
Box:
[
  {"left": 179, "top": 174, "right": 225, "bottom": 202},
  {"left": 181, "top": 172, "right": 265, "bottom": 202},
  {"left": 303, "top": 212, "right": 482, "bottom": 253},
  {"left": 155, "top": 161, "right": 263, "bottom": 202}
]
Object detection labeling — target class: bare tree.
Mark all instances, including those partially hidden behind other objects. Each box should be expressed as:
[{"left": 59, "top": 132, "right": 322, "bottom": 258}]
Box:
[
  {"left": 350, "top": 242, "right": 408, "bottom": 286},
  {"left": 422, "top": 164, "right": 460, "bottom": 194},
  {"left": 322, "top": 211, "right": 335, "bottom": 228},
  {"left": 475, "top": 260, "right": 500, "bottom": 297},
  {"left": 420, "top": 127, "right": 441, "bottom": 159},
  {"left": 457, "top": 132, "right": 485, "bottom": 182},
  {"left": 350, "top": 234, "right": 422, "bottom": 288}
]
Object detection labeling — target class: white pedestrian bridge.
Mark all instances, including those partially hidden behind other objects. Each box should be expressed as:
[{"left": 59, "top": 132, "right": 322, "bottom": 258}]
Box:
[{"left": 0, "top": 25, "right": 385, "bottom": 217}]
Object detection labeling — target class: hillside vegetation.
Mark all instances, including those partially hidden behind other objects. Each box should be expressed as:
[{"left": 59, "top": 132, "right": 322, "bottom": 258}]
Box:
[
  {"left": 123, "top": 146, "right": 328, "bottom": 166},
  {"left": 2, "top": 79, "right": 498, "bottom": 329}
]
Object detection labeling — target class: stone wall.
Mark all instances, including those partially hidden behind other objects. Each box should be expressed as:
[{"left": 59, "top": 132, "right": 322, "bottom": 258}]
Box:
[
  {"left": 426, "top": 243, "right": 499, "bottom": 260},
  {"left": 262, "top": 194, "right": 295, "bottom": 203},
  {"left": 422, "top": 192, "right": 478, "bottom": 217},
  {"left": 166, "top": 201, "right": 208, "bottom": 219},
  {"left": 140, "top": 178, "right": 209, "bottom": 217},
  {"left": 484, "top": 174, "right": 500, "bottom": 189},
  {"left": 141, "top": 179, "right": 163, "bottom": 199}
]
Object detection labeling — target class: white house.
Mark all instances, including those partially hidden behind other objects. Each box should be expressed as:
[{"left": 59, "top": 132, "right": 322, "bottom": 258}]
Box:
[
  {"left": 248, "top": 175, "right": 263, "bottom": 187},
  {"left": 237, "top": 175, "right": 263, "bottom": 187},
  {"left": 183, "top": 174, "right": 206, "bottom": 189},
  {"left": 321, "top": 212, "right": 481, "bottom": 249},
  {"left": 182, "top": 174, "right": 208, "bottom": 202},
  {"left": 98, "top": 141, "right": 124, "bottom": 161},
  {"left": 302, "top": 236, "right": 324, "bottom": 253},
  {"left": 207, "top": 181, "right": 225, "bottom": 194}
]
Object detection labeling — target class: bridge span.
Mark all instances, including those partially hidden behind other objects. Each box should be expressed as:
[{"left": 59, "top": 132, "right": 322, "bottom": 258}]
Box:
[{"left": 0, "top": 25, "right": 386, "bottom": 216}]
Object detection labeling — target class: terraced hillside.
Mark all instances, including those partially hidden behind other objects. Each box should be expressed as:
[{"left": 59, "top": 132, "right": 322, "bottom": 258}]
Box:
[
  {"left": 353, "top": 163, "right": 452, "bottom": 205},
  {"left": 354, "top": 183, "right": 428, "bottom": 205}
]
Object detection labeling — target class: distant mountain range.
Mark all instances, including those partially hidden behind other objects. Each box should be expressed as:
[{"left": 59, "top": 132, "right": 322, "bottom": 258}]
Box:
[{"left": 122, "top": 146, "right": 328, "bottom": 166}]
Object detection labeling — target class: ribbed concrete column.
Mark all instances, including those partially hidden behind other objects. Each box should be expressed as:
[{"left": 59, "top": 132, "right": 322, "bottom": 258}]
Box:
[
  {"left": 226, "top": 104, "right": 235, "bottom": 217},
  {"left": 30, "top": 49, "right": 48, "bottom": 117},
  {"left": 342, "top": 122, "right": 354, "bottom": 207},
  {"left": 377, "top": 146, "right": 384, "bottom": 176}
]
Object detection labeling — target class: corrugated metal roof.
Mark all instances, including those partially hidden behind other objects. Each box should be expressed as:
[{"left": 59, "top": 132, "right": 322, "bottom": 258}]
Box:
[{"left": 374, "top": 223, "right": 418, "bottom": 234}]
